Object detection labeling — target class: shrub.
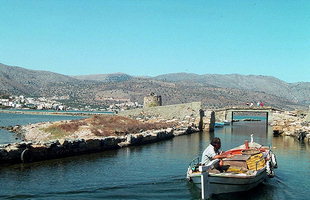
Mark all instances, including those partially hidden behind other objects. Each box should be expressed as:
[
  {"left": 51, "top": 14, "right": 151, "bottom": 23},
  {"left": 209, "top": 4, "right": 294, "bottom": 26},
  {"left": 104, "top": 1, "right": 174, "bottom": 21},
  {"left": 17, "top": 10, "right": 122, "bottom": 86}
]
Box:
[{"left": 42, "top": 124, "right": 68, "bottom": 139}]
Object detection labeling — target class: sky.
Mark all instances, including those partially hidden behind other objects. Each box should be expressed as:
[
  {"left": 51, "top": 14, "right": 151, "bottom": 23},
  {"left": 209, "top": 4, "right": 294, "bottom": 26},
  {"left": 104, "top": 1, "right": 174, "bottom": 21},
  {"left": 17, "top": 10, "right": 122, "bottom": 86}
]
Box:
[{"left": 0, "top": 0, "right": 309, "bottom": 83}]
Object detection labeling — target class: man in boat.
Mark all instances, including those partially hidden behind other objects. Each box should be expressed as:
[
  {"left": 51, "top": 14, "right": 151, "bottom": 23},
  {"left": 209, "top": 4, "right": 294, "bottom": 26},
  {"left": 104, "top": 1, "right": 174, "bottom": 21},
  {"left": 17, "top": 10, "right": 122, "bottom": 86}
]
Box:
[{"left": 201, "top": 137, "right": 232, "bottom": 170}]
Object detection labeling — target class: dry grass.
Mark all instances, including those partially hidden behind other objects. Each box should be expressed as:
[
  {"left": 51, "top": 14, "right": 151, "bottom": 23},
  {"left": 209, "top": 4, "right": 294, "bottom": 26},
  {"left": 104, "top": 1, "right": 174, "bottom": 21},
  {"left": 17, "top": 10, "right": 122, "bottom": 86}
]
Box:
[
  {"left": 42, "top": 119, "right": 87, "bottom": 139},
  {"left": 42, "top": 124, "right": 69, "bottom": 140},
  {"left": 43, "top": 115, "right": 176, "bottom": 138},
  {"left": 88, "top": 115, "right": 175, "bottom": 137},
  {"left": 58, "top": 120, "right": 87, "bottom": 132}
]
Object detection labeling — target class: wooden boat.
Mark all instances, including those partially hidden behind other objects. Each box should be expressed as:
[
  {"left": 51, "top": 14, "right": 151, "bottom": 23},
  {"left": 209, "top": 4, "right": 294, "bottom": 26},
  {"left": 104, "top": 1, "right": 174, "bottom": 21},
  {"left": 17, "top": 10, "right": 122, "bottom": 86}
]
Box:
[{"left": 186, "top": 138, "right": 277, "bottom": 199}]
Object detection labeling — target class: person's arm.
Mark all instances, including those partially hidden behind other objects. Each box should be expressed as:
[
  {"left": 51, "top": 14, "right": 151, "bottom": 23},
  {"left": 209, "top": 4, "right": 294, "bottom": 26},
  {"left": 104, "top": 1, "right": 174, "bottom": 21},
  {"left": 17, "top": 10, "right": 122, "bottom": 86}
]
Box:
[
  {"left": 203, "top": 146, "right": 233, "bottom": 163},
  {"left": 213, "top": 154, "right": 232, "bottom": 159}
]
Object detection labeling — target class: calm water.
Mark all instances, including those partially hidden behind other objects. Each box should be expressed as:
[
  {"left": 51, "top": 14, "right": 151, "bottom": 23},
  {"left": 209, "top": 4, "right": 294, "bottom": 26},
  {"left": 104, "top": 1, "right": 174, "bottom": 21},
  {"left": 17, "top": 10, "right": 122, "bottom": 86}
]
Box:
[
  {"left": 3, "top": 109, "right": 114, "bottom": 114},
  {"left": 0, "top": 113, "right": 85, "bottom": 144},
  {"left": 0, "top": 114, "right": 309, "bottom": 200}
]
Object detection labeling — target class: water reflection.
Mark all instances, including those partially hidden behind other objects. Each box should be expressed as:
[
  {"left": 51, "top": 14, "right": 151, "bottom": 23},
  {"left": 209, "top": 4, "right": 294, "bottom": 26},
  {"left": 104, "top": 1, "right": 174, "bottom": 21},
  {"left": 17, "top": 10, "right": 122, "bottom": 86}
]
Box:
[
  {"left": 272, "top": 135, "right": 310, "bottom": 152},
  {"left": 231, "top": 121, "right": 268, "bottom": 137},
  {"left": 0, "top": 116, "right": 309, "bottom": 200}
]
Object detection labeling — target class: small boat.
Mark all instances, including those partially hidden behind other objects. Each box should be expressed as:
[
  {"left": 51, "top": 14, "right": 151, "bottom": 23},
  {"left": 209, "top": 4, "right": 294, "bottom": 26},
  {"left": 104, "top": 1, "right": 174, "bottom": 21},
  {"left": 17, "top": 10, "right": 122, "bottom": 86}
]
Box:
[
  {"left": 214, "top": 122, "right": 224, "bottom": 128},
  {"left": 186, "top": 136, "right": 277, "bottom": 199},
  {"left": 223, "top": 120, "right": 230, "bottom": 125}
]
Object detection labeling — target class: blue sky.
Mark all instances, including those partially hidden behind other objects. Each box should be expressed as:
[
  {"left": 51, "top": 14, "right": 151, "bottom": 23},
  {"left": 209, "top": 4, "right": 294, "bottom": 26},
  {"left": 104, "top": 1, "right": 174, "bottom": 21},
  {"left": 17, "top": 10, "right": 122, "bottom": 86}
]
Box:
[{"left": 0, "top": 0, "right": 309, "bottom": 83}]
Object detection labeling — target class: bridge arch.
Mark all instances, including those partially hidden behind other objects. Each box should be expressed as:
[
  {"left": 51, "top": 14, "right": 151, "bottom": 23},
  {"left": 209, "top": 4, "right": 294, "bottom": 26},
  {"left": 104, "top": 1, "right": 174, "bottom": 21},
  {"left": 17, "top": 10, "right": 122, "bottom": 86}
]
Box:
[{"left": 220, "top": 107, "right": 276, "bottom": 125}]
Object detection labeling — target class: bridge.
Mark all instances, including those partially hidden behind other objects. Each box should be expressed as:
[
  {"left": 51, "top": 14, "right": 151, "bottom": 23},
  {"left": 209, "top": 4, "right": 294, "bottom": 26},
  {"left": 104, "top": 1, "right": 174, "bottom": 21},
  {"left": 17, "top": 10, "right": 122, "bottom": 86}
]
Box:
[{"left": 214, "top": 106, "right": 283, "bottom": 125}]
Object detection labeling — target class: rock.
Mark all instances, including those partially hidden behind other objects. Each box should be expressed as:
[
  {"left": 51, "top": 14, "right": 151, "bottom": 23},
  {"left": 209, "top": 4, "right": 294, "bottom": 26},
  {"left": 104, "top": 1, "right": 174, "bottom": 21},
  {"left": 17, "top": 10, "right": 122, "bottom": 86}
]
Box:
[
  {"left": 166, "top": 128, "right": 173, "bottom": 133},
  {"left": 101, "top": 137, "right": 120, "bottom": 149},
  {"left": 17, "top": 142, "right": 32, "bottom": 148},
  {"left": 85, "top": 139, "right": 101, "bottom": 151},
  {"left": 173, "top": 130, "right": 186, "bottom": 136},
  {"left": 118, "top": 141, "right": 130, "bottom": 147},
  {"left": 273, "top": 129, "right": 283, "bottom": 136},
  {"left": 12, "top": 125, "right": 21, "bottom": 132},
  {"left": 59, "top": 139, "right": 65, "bottom": 145},
  {"left": 78, "top": 139, "right": 87, "bottom": 151},
  {"left": 126, "top": 134, "right": 133, "bottom": 144},
  {"left": 298, "top": 131, "right": 308, "bottom": 141}
]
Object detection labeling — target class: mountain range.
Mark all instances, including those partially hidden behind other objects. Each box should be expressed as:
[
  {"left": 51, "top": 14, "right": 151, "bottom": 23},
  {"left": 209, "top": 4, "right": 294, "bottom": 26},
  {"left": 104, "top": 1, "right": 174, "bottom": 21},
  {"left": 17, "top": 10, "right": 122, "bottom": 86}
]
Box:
[{"left": 0, "top": 63, "right": 309, "bottom": 110}]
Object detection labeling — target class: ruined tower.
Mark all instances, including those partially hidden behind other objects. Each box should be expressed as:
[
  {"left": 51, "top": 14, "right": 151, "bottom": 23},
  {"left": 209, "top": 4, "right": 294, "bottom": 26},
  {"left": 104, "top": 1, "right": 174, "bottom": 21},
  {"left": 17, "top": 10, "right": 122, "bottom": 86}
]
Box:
[{"left": 143, "top": 92, "right": 162, "bottom": 108}]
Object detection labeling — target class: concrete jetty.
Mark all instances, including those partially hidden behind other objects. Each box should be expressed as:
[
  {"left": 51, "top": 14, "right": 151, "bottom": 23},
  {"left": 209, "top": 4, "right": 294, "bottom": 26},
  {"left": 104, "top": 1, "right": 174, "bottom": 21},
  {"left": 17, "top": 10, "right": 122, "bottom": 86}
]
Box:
[
  {"left": 0, "top": 101, "right": 212, "bottom": 165},
  {"left": 0, "top": 126, "right": 199, "bottom": 164}
]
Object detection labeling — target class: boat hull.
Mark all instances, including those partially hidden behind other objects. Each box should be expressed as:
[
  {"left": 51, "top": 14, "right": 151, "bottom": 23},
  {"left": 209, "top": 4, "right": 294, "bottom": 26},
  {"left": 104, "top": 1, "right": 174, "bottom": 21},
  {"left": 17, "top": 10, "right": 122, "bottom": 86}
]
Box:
[{"left": 188, "top": 168, "right": 267, "bottom": 195}]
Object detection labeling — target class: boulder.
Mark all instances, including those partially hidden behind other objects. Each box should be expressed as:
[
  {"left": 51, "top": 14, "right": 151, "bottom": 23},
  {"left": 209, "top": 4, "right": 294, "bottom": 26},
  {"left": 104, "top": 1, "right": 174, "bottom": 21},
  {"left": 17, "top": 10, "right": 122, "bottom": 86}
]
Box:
[{"left": 85, "top": 139, "right": 101, "bottom": 151}]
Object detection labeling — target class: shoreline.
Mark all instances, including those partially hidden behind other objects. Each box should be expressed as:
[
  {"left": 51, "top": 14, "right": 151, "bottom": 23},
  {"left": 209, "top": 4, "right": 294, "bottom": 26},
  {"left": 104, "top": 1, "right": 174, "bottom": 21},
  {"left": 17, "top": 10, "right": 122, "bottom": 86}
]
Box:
[
  {"left": 0, "top": 110, "right": 204, "bottom": 165},
  {"left": 0, "top": 126, "right": 200, "bottom": 165},
  {"left": 271, "top": 111, "right": 310, "bottom": 141},
  {"left": 1, "top": 105, "right": 308, "bottom": 165},
  {"left": 0, "top": 109, "right": 114, "bottom": 117}
]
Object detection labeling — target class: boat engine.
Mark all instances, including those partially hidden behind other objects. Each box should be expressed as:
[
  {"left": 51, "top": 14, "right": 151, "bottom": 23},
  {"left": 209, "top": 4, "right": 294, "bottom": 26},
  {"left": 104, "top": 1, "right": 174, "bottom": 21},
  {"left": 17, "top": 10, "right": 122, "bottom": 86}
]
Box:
[
  {"left": 266, "top": 150, "right": 277, "bottom": 177},
  {"left": 270, "top": 152, "right": 278, "bottom": 168},
  {"left": 266, "top": 160, "right": 275, "bottom": 177}
]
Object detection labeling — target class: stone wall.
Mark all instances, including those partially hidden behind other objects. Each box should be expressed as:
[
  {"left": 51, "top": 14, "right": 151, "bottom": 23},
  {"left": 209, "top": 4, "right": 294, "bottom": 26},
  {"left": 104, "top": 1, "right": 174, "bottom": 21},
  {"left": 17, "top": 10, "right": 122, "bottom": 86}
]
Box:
[
  {"left": 0, "top": 126, "right": 199, "bottom": 165},
  {"left": 119, "top": 102, "right": 215, "bottom": 132},
  {"left": 202, "top": 110, "right": 215, "bottom": 132},
  {"left": 120, "top": 102, "right": 202, "bottom": 121},
  {"left": 0, "top": 137, "right": 123, "bottom": 164},
  {"left": 215, "top": 110, "right": 226, "bottom": 122}
]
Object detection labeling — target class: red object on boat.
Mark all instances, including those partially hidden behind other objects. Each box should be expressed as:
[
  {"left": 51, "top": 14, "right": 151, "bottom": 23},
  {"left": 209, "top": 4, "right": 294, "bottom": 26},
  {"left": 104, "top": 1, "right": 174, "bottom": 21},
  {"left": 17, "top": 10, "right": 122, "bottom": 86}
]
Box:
[
  {"left": 222, "top": 149, "right": 243, "bottom": 156},
  {"left": 245, "top": 140, "right": 249, "bottom": 149}
]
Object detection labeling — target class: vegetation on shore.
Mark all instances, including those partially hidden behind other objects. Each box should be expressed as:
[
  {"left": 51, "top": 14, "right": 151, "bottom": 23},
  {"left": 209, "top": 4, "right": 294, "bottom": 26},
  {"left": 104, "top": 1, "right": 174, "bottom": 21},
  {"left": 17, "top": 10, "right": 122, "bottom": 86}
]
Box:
[
  {"left": 41, "top": 115, "right": 176, "bottom": 140},
  {"left": 0, "top": 105, "right": 10, "bottom": 109}
]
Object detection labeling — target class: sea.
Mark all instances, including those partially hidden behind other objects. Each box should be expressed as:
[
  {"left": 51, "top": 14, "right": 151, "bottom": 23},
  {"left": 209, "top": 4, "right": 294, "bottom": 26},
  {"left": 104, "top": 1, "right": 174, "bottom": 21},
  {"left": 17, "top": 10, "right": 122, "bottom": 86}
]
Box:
[{"left": 0, "top": 113, "right": 309, "bottom": 200}]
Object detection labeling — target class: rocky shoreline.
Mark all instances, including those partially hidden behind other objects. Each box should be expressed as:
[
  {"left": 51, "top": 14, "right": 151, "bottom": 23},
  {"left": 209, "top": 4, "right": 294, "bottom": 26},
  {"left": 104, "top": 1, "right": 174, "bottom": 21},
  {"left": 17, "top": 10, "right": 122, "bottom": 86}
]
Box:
[
  {"left": 272, "top": 111, "right": 310, "bottom": 141},
  {"left": 0, "top": 112, "right": 203, "bottom": 165},
  {"left": 0, "top": 126, "right": 199, "bottom": 164}
]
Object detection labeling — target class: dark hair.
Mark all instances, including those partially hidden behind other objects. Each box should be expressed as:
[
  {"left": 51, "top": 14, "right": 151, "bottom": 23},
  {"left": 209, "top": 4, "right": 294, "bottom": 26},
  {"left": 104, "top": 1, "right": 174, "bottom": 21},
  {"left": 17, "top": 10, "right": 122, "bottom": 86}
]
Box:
[{"left": 211, "top": 137, "right": 221, "bottom": 146}]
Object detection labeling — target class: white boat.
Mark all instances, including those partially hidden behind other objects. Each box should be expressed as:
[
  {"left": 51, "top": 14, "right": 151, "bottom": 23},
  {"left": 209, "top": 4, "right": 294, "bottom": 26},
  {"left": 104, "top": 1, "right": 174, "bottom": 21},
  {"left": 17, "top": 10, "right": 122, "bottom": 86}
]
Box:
[{"left": 186, "top": 138, "right": 277, "bottom": 199}]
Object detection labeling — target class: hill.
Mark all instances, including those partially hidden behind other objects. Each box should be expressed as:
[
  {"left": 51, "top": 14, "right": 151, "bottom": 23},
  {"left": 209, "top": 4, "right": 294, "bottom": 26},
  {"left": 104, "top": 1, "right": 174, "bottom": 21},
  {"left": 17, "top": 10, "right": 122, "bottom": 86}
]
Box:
[
  {"left": 73, "top": 73, "right": 133, "bottom": 82},
  {"left": 0, "top": 63, "right": 309, "bottom": 110},
  {"left": 0, "top": 63, "right": 82, "bottom": 96},
  {"left": 154, "top": 73, "right": 310, "bottom": 105}
]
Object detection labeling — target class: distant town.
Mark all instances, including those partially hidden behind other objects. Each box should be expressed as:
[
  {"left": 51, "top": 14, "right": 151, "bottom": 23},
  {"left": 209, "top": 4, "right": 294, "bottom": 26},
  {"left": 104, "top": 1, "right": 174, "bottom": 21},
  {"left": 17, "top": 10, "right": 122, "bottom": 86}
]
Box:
[{"left": 0, "top": 95, "right": 143, "bottom": 112}]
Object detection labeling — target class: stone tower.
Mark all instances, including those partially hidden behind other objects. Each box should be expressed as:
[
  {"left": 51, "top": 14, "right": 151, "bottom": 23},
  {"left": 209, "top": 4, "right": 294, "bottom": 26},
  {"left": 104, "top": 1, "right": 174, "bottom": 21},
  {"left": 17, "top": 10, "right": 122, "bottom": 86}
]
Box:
[{"left": 143, "top": 92, "right": 162, "bottom": 108}]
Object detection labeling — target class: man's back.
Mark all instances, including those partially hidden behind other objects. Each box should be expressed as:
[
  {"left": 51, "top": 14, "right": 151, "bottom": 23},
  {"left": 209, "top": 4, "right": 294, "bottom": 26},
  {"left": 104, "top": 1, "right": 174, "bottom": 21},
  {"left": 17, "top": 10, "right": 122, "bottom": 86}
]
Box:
[{"left": 201, "top": 144, "right": 217, "bottom": 165}]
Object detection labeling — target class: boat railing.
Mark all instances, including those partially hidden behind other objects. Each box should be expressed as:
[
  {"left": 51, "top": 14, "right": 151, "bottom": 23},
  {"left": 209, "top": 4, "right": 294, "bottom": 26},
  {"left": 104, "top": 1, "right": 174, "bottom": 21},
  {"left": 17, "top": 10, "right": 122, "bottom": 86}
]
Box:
[{"left": 188, "top": 156, "right": 200, "bottom": 170}]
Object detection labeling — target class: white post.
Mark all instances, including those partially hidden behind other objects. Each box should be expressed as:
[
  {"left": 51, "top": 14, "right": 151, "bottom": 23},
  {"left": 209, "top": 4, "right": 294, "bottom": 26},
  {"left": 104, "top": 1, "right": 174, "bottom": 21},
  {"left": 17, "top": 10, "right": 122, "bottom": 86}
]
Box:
[
  {"left": 199, "top": 165, "right": 210, "bottom": 200},
  {"left": 198, "top": 159, "right": 219, "bottom": 199}
]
